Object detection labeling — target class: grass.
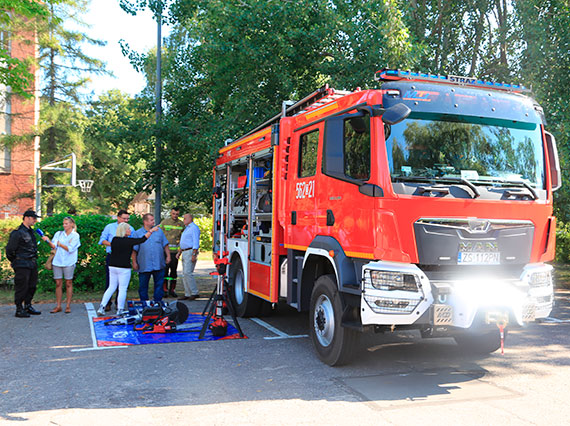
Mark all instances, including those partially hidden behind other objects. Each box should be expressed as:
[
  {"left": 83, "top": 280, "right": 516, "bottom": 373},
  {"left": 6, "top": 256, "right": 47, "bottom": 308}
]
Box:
[{"left": 554, "top": 263, "right": 570, "bottom": 289}]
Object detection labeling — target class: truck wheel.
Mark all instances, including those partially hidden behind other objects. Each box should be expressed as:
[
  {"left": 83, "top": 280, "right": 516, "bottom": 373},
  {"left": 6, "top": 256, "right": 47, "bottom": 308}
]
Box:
[
  {"left": 229, "top": 256, "right": 260, "bottom": 317},
  {"left": 454, "top": 329, "right": 505, "bottom": 354},
  {"left": 309, "top": 274, "right": 357, "bottom": 366}
]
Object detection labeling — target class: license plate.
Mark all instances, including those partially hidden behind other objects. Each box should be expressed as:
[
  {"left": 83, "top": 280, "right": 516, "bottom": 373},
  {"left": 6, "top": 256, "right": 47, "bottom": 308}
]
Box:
[
  {"left": 485, "top": 310, "right": 509, "bottom": 325},
  {"left": 457, "top": 251, "right": 500, "bottom": 265}
]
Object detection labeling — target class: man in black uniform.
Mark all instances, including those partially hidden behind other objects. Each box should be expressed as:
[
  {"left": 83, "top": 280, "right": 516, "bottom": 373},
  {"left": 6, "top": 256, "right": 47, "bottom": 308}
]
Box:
[{"left": 5, "top": 210, "right": 42, "bottom": 318}]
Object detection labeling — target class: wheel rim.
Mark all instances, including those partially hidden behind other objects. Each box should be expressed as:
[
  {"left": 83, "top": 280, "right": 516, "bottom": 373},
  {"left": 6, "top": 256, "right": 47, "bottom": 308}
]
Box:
[
  {"left": 234, "top": 269, "right": 245, "bottom": 305},
  {"left": 313, "top": 294, "right": 335, "bottom": 347}
]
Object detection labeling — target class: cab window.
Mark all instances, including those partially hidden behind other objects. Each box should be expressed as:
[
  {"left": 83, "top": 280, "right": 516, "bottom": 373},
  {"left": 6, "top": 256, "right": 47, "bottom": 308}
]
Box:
[
  {"left": 299, "top": 129, "right": 319, "bottom": 178},
  {"left": 344, "top": 115, "right": 370, "bottom": 180}
]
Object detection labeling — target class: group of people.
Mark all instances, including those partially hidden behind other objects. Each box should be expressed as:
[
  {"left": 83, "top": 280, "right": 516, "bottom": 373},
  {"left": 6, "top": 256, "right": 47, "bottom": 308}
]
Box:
[{"left": 4, "top": 207, "right": 201, "bottom": 318}]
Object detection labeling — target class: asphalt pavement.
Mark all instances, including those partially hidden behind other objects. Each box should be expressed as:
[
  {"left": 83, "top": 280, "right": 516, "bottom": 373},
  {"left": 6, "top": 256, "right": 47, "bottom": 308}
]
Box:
[{"left": 1, "top": 262, "right": 569, "bottom": 425}]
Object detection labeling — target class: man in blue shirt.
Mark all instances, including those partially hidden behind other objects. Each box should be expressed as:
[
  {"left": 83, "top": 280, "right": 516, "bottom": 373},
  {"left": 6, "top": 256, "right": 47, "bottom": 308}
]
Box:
[
  {"left": 177, "top": 213, "right": 201, "bottom": 300},
  {"left": 98, "top": 209, "right": 135, "bottom": 311},
  {"left": 132, "top": 213, "right": 171, "bottom": 302}
]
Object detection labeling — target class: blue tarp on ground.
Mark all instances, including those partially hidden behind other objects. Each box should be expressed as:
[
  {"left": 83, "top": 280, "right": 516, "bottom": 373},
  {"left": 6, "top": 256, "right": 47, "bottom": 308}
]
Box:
[{"left": 92, "top": 304, "right": 244, "bottom": 346}]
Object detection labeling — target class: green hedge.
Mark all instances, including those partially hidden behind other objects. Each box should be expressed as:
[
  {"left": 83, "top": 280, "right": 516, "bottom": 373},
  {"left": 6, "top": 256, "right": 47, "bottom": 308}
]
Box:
[
  {"left": 1, "top": 214, "right": 143, "bottom": 292},
  {"left": 0, "top": 214, "right": 214, "bottom": 292},
  {"left": 195, "top": 216, "right": 213, "bottom": 253},
  {"left": 0, "top": 217, "right": 22, "bottom": 286},
  {"left": 555, "top": 221, "right": 570, "bottom": 264}
]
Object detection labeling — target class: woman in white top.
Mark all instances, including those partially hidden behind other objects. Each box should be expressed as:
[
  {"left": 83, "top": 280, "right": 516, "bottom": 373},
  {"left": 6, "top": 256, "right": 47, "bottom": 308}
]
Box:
[{"left": 42, "top": 217, "right": 81, "bottom": 313}]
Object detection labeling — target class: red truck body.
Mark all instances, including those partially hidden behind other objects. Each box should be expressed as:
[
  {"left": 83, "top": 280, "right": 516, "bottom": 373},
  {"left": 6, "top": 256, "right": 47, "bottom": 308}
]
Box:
[{"left": 213, "top": 69, "right": 560, "bottom": 365}]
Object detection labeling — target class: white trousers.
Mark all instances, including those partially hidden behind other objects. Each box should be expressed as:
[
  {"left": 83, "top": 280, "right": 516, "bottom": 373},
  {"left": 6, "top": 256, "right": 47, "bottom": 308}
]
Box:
[
  {"left": 101, "top": 266, "right": 131, "bottom": 311},
  {"left": 181, "top": 250, "right": 198, "bottom": 296}
]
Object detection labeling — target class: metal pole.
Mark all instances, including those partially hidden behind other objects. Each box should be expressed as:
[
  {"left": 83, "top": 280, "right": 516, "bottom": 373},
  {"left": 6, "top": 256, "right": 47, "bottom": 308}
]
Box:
[
  {"left": 154, "top": 3, "right": 163, "bottom": 224},
  {"left": 35, "top": 168, "right": 41, "bottom": 216}
]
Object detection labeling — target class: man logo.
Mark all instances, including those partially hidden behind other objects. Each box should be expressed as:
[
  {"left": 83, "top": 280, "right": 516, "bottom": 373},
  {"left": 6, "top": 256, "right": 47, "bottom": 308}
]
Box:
[{"left": 467, "top": 219, "right": 491, "bottom": 233}]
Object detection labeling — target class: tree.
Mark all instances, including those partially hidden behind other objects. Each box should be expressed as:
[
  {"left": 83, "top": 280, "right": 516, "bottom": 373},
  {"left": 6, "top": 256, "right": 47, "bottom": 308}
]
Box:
[
  {"left": 399, "top": 0, "right": 523, "bottom": 82},
  {"left": 81, "top": 90, "right": 152, "bottom": 212},
  {"left": 37, "top": 0, "right": 107, "bottom": 215},
  {"left": 138, "top": 0, "right": 415, "bottom": 206},
  {"left": 0, "top": 0, "right": 48, "bottom": 98},
  {"left": 516, "top": 0, "right": 570, "bottom": 221}
]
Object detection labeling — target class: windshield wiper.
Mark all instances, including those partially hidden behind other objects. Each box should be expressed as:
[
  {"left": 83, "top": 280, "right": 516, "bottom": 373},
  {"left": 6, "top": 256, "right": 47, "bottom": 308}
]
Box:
[
  {"left": 393, "top": 176, "right": 480, "bottom": 198},
  {"left": 501, "top": 180, "right": 538, "bottom": 200},
  {"left": 470, "top": 178, "right": 538, "bottom": 200}
]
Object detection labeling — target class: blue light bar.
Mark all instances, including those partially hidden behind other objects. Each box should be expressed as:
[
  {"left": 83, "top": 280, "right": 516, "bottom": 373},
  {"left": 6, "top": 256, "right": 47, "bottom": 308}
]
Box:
[{"left": 375, "top": 68, "right": 529, "bottom": 93}]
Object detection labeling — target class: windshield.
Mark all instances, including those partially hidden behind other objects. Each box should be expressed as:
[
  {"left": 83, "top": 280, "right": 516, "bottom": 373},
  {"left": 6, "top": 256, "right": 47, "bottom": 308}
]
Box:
[{"left": 385, "top": 114, "right": 545, "bottom": 188}]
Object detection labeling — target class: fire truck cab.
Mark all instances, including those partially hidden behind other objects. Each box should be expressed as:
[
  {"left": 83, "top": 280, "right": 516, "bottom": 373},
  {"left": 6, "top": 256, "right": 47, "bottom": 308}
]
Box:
[{"left": 212, "top": 69, "right": 560, "bottom": 365}]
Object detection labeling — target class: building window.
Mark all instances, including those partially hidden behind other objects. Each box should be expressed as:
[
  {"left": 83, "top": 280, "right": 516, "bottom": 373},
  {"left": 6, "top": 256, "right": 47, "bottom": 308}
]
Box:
[
  {"left": 0, "top": 94, "right": 11, "bottom": 173},
  {"left": 0, "top": 31, "right": 11, "bottom": 173},
  {"left": 299, "top": 129, "right": 319, "bottom": 178}
]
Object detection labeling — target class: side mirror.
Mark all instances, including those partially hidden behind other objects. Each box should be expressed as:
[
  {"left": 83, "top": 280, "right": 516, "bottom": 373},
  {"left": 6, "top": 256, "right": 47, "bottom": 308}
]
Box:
[
  {"left": 381, "top": 103, "right": 411, "bottom": 125},
  {"left": 545, "top": 131, "right": 562, "bottom": 191}
]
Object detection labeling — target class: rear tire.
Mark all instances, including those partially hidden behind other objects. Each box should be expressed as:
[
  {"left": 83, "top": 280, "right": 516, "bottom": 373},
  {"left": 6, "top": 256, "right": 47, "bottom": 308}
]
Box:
[
  {"left": 309, "top": 274, "right": 358, "bottom": 366},
  {"left": 454, "top": 329, "right": 505, "bottom": 354},
  {"left": 228, "top": 256, "right": 261, "bottom": 317}
]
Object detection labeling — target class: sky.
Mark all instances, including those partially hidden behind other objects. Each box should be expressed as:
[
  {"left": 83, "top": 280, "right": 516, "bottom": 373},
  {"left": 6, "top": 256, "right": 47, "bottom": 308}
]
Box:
[{"left": 78, "top": 0, "right": 170, "bottom": 98}]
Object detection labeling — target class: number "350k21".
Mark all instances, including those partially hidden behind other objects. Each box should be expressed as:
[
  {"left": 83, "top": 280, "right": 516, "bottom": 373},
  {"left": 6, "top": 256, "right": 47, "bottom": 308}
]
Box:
[{"left": 296, "top": 180, "right": 315, "bottom": 199}]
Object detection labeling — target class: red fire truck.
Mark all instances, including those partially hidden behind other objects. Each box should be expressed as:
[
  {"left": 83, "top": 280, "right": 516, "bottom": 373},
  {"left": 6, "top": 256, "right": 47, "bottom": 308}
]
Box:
[{"left": 212, "top": 69, "right": 560, "bottom": 365}]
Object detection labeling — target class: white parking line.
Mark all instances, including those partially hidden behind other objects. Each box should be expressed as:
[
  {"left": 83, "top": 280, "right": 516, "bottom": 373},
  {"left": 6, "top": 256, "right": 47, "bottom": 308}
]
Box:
[
  {"left": 70, "top": 303, "right": 129, "bottom": 352},
  {"left": 543, "top": 317, "right": 570, "bottom": 323},
  {"left": 250, "top": 317, "right": 308, "bottom": 340}
]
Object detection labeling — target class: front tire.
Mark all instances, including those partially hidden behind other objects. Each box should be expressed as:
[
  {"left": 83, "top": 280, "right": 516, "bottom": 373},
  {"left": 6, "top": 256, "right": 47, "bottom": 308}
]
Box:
[
  {"left": 309, "top": 274, "right": 357, "bottom": 366},
  {"left": 228, "top": 256, "right": 260, "bottom": 317}
]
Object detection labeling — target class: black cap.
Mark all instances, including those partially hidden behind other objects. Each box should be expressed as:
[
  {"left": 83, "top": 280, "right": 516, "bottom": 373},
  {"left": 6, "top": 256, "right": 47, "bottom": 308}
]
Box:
[{"left": 23, "top": 210, "right": 40, "bottom": 218}]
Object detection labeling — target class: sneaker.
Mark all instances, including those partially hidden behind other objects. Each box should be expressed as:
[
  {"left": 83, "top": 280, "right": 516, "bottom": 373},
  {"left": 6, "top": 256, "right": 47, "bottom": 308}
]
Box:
[
  {"left": 15, "top": 307, "right": 31, "bottom": 318},
  {"left": 116, "top": 309, "right": 126, "bottom": 316},
  {"left": 169, "top": 291, "right": 178, "bottom": 298},
  {"left": 25, "top": 304, "right": 41, "bottom": 315},
  {"left": 96, "top": 306, "right": 105, "bottom": 316}
]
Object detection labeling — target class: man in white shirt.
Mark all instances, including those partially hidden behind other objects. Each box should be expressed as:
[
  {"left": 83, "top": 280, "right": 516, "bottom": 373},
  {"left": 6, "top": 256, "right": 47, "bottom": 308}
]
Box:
[{"left": 176, "top": 214, "right": 200, "bottom": 300}]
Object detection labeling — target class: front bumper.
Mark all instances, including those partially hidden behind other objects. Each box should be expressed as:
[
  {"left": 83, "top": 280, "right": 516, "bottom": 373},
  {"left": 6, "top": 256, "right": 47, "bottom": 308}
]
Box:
[{"left": 360, "top": 261, "right": 553, "bottom": 328}]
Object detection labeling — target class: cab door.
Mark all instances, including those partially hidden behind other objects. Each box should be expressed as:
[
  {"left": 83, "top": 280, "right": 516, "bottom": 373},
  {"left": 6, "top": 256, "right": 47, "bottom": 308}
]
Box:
[
  {"left": 287, "top": 124, "right": 322, "bottom": 248},
  {"left": 316, "top": 110, "right": 376, "bottom": 257}
]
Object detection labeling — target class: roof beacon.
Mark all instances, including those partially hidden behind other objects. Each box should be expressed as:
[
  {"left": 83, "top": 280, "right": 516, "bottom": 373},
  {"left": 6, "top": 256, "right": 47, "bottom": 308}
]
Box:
[{"left": 375, "top": 68, "right": 529, "bottom": 93}]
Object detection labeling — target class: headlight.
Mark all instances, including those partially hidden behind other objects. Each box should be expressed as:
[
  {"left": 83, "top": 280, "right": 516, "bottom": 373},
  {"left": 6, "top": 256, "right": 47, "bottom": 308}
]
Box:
[
  {"left": 367, "top": 270, "right": 420, "bottom": 292},
  {"left": 529, "top": 270, "right": 552, "bottom": 288},
  {"left": 363, "top": 269, "right": 424, "bottom": 314}
]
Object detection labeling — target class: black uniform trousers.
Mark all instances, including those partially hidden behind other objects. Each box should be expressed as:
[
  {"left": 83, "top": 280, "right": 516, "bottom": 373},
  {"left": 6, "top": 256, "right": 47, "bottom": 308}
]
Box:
[
  {"left": 164, "top": 254, "right": 179, "bottom": 292},
  {"left": 14, "top": 266, "right": 38, "bottom": 306}
]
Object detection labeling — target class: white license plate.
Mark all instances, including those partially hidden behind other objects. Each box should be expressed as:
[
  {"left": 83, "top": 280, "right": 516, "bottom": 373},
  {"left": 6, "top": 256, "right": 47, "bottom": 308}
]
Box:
[{"left": 457, "top": 251, "right": 500, "bottom": 265}]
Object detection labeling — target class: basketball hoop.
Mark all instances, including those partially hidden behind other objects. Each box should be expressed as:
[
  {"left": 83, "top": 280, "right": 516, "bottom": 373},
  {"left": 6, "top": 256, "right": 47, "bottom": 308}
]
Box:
[{"left": 77, "top": 179, "right": 94, "bottom": 193}]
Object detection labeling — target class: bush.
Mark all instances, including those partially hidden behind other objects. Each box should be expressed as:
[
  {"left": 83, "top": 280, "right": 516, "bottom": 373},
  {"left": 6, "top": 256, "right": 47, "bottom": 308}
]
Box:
[
  {"left": 555, "top": 221, "right": 570, "bottom": 264},
  {"left": 35, "top": 213, "right": 117, "bottom": 292},
  {"left": 195, "top": 216, "right": 213, "bottom": 253},
  {"left": 1, "top": 213, "right": 145, "bottom": 293},
  {"left": 0, "top": 217, "right": 23, "bottom": 286}
]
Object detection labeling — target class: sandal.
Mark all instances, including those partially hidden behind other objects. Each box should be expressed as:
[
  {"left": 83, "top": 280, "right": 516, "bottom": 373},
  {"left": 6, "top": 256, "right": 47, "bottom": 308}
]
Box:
[
  {"left": 65, "top": 307, "right": 71, "bottom": 314},
  {"left": 50, "top": 307, "right": 62, "bottom": 313}
]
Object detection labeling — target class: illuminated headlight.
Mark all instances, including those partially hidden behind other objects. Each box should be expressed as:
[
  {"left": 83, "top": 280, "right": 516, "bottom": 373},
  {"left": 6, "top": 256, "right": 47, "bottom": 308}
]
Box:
[
  {"left": 366, "top": 270, "right": 420, "bottom": 292},
  {"left": 363, "top": 294, "right": 419, "bottom": 314},
  {"left": 363, "top": 269, "right": 424, "bottom": 314}
]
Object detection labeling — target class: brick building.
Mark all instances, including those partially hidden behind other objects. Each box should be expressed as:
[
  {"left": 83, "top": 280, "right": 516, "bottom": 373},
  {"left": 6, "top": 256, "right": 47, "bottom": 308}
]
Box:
[{"left": 0, "top": 29, "right": 40, "bottom": 218}]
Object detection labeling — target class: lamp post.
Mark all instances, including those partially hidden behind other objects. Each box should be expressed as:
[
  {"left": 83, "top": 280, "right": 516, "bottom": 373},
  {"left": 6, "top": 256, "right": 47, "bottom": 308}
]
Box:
[{"left": 154, "top": 1, "right": 163, "bottom": 224}]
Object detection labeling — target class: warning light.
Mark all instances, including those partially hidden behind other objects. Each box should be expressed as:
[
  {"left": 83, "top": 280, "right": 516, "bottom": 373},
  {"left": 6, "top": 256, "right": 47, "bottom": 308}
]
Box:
[{"left": 375, "top": 69, "right": 529, "bottom": 93}]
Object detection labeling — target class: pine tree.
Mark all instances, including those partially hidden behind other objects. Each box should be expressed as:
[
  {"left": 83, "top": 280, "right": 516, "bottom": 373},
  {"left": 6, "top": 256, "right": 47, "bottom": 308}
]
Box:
[{"left": 37, "top": 0, "right": 107, "bottom": 215}]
